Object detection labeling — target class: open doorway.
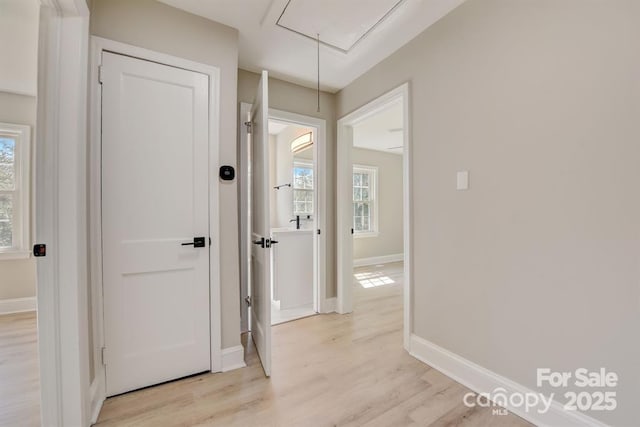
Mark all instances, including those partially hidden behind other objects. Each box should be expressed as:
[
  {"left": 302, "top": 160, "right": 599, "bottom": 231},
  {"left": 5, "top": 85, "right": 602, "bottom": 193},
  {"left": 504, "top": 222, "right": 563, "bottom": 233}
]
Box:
[
  {"left": 239, "top": 96, "right": 328, "bottom": 376},
  {"left": 240, "top": 105, "right": 328, "bottom": 327},
  {"left": 268, "top": 119, "right": 317, "bottom": 325},
  {"left": 351, "top": 98, "right": 405, "bottom": 319},
  {"left": 337, "top": 84, "right": 411, "bottom": 349}
]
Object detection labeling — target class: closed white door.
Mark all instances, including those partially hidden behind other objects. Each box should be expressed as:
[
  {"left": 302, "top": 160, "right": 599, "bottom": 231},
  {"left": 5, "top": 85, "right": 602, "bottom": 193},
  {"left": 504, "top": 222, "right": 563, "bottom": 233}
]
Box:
[
  {"left": 250, "top": 70, "right": 272, "bottom": 376},
  {"left": 101, "top": 52, "right": 211, "bottom": 396}
]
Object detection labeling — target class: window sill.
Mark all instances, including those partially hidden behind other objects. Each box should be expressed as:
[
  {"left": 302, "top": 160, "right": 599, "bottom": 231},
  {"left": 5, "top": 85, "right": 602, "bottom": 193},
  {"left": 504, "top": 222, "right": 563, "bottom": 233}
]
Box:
[
  {"left": 354, "top": 231, "right": 379, "bottom": 239},
  {"left": 0, "top": 251, "right": 31, "bottom": 261}
]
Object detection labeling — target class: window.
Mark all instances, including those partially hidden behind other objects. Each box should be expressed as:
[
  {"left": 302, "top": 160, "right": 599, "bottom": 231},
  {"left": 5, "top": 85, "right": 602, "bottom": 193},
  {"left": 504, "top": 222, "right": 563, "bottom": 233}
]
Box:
[
  {"left": 0, "top": 123, "right": 31, "bottom": 259},
  {"left": 293, "top": 161, "right": 313, "bottom": 215},
  {"left": 353, "top": 165, "right": 378, "bottom": 236}
]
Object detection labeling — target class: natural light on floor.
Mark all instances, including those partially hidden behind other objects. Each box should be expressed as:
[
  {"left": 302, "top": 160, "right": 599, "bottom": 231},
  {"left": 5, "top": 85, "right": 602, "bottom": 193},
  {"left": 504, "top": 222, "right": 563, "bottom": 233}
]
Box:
[{"left": 354, "top": 269, "right": 396, "bottom": 288}]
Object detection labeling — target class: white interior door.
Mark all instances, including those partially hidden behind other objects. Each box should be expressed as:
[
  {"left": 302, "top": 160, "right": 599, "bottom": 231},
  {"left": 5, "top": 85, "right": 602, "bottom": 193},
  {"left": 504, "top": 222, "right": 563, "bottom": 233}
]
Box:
[
  {"left": 250, "top": 70, "right": 272, "bottom": 376},
  {"left": 101, "top": 52, "right": 211, "bottom": 396}
]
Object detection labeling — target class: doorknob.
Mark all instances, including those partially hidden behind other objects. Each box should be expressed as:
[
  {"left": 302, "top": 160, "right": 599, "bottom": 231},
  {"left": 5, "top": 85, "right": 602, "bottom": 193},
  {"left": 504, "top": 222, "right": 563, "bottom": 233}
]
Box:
[
  {"left": 253, "top": 237, "right": 277, "bottom": 248},
  {"left": 182, "top": 237, "right": 206, "bottom": 248}
]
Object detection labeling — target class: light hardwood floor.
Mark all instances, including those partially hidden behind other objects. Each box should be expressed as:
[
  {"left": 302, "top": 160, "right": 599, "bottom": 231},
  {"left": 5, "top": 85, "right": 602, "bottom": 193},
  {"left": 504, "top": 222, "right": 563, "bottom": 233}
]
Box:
[
  {"left": 0, "top": 311, "right": 40, "bottom": 427},
  {"left": 96, "top": 262, "right": 531, "bottom": 426}
]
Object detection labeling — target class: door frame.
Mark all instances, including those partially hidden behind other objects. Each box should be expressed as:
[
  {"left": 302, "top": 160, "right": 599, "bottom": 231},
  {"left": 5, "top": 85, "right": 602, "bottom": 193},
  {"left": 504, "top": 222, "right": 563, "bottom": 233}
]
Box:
[
  {"left": 88, "top": 36, "right": 223, "bottom": 410},
  {"left": 36, "top": 1, "right": 91, "bottom": 425},
  {"left": 336, "top": 83, "right": 412, "bottom": 350},
  {"left": 239, "top": 103, "right": 329, "bottom": 332}
]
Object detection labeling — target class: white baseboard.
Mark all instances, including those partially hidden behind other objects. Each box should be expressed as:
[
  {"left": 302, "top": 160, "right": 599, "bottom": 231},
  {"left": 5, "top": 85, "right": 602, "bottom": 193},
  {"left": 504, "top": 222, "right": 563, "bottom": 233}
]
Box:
[
  {"left": 321, "top": 297, "right": 336, "bottom": 313},
  {"left": 409, "top": 335, "right": 607, "bottom": 427},
  {"left": 221, "top": 345, "right": 246, "bottom": 372},
  {"left": 89, "top": 374, "right": 105, "bottom": 424},
  {"left": 0, "top": 297, "right": 36, "bottom": 315},
  {"left": 353, "top": 253, "right": 403, "bottom": 267}
]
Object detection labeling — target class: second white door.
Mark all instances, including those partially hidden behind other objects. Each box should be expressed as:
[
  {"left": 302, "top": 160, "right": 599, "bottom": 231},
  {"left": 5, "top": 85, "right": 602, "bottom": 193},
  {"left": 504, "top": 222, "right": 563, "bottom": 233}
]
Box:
[{"left": 101, "top": 51, "right": 211, "bottom": 396}]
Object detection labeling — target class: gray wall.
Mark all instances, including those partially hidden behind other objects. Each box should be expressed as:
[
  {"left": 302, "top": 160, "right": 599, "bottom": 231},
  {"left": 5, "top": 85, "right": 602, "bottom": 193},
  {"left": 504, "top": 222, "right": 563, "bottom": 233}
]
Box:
[
  {"left": 238, "top": 69, "right": 337, "bottom": 298},
  {"left": 352, "top": 148, "right": 403, "bottom": 261},
  {"left": 336, "top": 0, "right": 639, "bottom": 424},
  {"left": 0, "top": 91, "right": 37, "bottom": 300},
  {"left": 90, "top": 0, "right": 242, "bottom": 350}
]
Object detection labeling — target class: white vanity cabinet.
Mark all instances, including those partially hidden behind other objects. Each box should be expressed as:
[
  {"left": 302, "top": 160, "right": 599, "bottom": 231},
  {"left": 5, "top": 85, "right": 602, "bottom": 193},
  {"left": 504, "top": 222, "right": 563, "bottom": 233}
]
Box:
[{"left": 271, "top": 228, "right": 314, "bottom": 309}]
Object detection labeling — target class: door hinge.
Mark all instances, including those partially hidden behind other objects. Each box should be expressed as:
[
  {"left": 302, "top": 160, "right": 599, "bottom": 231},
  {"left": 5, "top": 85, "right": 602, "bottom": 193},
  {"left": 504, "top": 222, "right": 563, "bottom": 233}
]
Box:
[
  {"left": 98, "top": 65, "right": 103, "bottom": 84},
  {"left": 244, "top": 296, "right": 251, "bottom": 307},
  {"left": 244, "top": 121, "right": 252, "bottom": 134},
  {"left": 209, "top": 237, "right": 212, "bottom": 246},
  {"left": 317, "top": 229, "right": 321, "bottom": 235},
  {"left": 101, "top": 347, "right": 107, "bottom": 365}
]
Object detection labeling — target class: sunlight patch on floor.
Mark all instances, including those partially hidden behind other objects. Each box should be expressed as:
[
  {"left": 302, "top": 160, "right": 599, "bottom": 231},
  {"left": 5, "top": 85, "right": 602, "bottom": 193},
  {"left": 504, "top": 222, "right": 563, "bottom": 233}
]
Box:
[{"left": 354, "top": 270, "right": 395, "bottom": 288}]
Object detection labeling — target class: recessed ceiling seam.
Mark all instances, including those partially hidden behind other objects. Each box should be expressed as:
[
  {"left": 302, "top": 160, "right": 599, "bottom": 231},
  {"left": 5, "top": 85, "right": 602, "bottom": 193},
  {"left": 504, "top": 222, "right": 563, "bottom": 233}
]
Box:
[{"left": 275, "top": 0, "right": 408, "bottom": 54}]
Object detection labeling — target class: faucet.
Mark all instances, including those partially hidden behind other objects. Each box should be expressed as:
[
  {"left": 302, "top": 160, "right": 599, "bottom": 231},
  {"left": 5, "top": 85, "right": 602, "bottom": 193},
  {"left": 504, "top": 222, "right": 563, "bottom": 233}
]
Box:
[{"left": 289, "top": 215, "right": 300, "bottom": 230}]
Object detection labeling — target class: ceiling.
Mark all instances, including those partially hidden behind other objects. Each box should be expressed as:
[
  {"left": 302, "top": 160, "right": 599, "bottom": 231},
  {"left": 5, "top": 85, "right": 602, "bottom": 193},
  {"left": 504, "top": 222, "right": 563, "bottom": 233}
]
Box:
[
  {"left": 353, "top": 99, "right": 403, "bottom": 155},
  {"left": 276, "top": 0, "right": 406, "bottom": 53},
  {"left": 158, "top": 0, "right": 467, "bottom": 92}
]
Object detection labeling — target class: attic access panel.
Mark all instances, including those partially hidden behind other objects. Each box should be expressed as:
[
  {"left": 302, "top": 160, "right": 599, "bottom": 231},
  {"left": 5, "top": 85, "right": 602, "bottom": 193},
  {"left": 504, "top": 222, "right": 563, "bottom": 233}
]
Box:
[{"left": 276, "top": 0, "right": 406, "bottom": 53}]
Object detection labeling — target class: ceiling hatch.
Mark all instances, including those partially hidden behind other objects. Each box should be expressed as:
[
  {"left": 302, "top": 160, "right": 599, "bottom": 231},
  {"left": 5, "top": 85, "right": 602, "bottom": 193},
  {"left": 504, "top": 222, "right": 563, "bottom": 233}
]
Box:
[{"left": 276, "top": 0, "right": 407, "bottom": 53}]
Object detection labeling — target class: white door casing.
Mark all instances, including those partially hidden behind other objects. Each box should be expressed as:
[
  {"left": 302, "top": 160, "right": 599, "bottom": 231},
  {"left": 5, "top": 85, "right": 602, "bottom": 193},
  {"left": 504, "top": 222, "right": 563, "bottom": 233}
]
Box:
[
  {"left": 36, "top": 2, "right": 91, "bottom": 424},
  {"left": 249, "top": 71, "right": 272, "bottom": 377},
  {"left": 101, "top": 51, "right": 211, "bottom": 396}
]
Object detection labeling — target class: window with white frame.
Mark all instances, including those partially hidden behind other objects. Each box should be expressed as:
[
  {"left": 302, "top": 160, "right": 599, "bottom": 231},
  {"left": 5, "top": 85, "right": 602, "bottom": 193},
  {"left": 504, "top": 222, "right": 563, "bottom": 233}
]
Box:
[
  {"left": 353, "top": 165, "right": 377, "bottom": 235},
  {"left": 0, "top": 123, "right": 31, "bottom": 258},
  {"left": 293, "top": 161, "right": 313, "bottom": 215}
]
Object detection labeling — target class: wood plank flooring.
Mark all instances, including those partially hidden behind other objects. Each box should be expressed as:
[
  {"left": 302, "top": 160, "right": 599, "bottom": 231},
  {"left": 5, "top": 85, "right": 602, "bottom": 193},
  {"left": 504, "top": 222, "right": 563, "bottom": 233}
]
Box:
[
  {"left": 0, "top": 311, "right": 40, "bottom": 427},
  {"left": 96, "top": 263, "right": 531, "bottom": 427}
]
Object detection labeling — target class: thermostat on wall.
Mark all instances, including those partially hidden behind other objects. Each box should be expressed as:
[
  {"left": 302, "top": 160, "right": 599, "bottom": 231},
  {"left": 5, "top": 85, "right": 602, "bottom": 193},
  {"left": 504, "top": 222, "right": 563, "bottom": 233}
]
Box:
[{"left": 220, "top": 165, "right": 235, "bottom": 181}]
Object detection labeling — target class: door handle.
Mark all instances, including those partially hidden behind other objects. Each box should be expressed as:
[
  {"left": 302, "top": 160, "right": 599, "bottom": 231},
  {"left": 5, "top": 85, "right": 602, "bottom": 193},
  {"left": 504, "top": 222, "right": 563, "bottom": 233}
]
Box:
[
  {"left": 182, "top": 237, "right": 206, "bottom": 248},
  {"left": 252, "top": 237, "right": 277, "bottom": 248}
]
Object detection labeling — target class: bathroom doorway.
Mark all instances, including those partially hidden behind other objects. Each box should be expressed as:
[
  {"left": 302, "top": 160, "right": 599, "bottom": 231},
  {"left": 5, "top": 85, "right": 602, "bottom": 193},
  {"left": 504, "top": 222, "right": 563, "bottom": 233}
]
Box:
[
  {"left": 239, "top": 105, "right": 328, "bottom": 332},
  {"left": 268, "top": 119, "right": 316, "bottom": 324}
]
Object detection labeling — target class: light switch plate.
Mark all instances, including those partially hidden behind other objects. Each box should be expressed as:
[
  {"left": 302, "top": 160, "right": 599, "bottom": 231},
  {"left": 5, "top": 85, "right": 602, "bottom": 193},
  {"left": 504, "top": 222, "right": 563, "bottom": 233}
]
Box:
[{"left": 457, "top": 171, "right": 469, "bottom": 190}]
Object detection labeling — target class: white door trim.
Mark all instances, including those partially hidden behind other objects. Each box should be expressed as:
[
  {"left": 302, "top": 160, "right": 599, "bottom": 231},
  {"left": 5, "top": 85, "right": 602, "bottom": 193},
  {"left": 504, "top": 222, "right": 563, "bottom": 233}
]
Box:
[
  {"left": 336, "top": 83, "right": 412, "bottom": 350},
  {"left": 88, "top": 36, "right": 222, "bottom": 412},
  {"left": 239, "top": 103, "right": 251, "bottom": 332},
  {"left": 36, "top": 1, "right": 91, "bottom": 425},
  {"left": 239, "top": 104, "right": 330, "bottom": 332}
]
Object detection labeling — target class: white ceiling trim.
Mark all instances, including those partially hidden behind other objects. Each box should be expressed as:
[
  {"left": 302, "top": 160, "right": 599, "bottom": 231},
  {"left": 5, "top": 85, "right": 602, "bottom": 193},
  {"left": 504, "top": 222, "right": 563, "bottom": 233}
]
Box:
[{"left": 275, "top": 0, "right": 407, "bottom": 53}]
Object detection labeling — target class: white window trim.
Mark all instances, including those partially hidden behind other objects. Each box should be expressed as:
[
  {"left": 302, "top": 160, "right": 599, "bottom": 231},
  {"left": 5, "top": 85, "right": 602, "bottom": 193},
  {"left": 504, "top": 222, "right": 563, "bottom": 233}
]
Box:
[
  {"left": 293, "top": 160, "right": 314, "bottom": 216},
  {"left": 0, "top": 122, "right": 31, "bottom": 260},
  {"left": 353, "top": 164, "right": 379, "bottom": 238}
]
